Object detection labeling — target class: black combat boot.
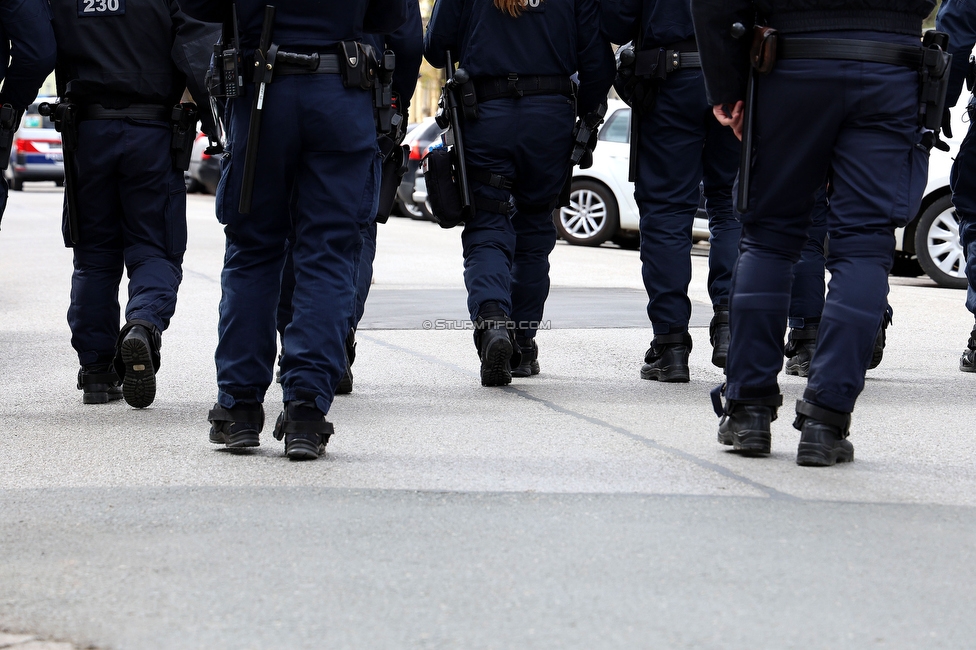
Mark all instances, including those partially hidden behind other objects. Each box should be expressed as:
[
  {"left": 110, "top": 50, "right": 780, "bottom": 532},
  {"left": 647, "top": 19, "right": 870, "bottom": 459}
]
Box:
[
  {"left": 793, "top": 400, "right": 854, "bottom": 467},
  {"left": 712, "top": 386, "right": 781, "bottom": 456},
  {"left": 640, "top": 332, "right": 691, "bottom": 382},
  {"left": 709, "top": 307, "right": 730, "bottom": 368},
  {"left": 868, "top": 306, "right": 893, "bottom": 370},
  {"left": 511, "top": 336, "right": 540, "bottom": 378},
  {"left": 961, "top": 322, "right": 976, "bottom": 373},
  {"left": 116, "top": 320, "right": 162, "bottom": 409},
  {"left": 273, "top": 400, "right": 334, "bottom": 460},
  {"left": 335, "top": 328, "right": 356, "bottom": 395},
  {"left": 473, "top": 302, "right": 520, "bottom": 387},
  {"left": 208, "top": 402, "right": 265, "bottom": 449},
  {"left": 784, "top": 322, "right": 818, "bottom": 377},
  {"left": 77, "top": 366, "right": 123, "bottom": 404}
]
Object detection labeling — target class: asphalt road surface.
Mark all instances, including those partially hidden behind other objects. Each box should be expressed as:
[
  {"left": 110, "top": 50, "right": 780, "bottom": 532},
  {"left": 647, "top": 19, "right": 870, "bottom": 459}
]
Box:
[{"left": 1, "top": 188, "right": 974, "bottom": 649}]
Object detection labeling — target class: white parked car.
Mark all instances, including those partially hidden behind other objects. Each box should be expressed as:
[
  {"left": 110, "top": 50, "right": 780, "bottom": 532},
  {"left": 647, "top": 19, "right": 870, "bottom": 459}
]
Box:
[{"left": 557, "top": 99, "right": 969, "bottom": 289}]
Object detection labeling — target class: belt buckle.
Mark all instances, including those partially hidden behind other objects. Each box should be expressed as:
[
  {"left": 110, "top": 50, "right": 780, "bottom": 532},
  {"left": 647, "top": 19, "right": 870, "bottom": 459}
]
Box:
[{"left": 507, "top": 73, "right": 522, "bottom": 98}]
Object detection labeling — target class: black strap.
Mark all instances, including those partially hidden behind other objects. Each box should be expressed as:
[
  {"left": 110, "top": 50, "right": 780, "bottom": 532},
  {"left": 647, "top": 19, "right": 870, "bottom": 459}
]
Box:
[
  {"left": 473, "top": 75, "right": 574, "bottom": 103},
  {"left": 778, "top": 38, "right": 925, "bottom": 69},
  {"left": 274, "top": 51, "right": 342, "bottom": 76},
  {"left": 469, "top": 167, "right": 512, "bottom": 191},
  {"left": 788, "top": 325, "right": 819, "bottom": 342},
  {"left": 273, "top": 418, "right": 335, "bottom": 441},
  {"left": 795, "top": 399, "right": 850, "bottom": 435},
  {"left": 208, "top": 404, "right": 264, "bottom": 424},
  {"left": 476, "top": 195, "right": 512, "bottom": 215},
  {"left": 653, "top": 332, "right": 688, "bottom": 345},
  {"left": 81, "top": 104, "right": 171, "bottom": 121}
]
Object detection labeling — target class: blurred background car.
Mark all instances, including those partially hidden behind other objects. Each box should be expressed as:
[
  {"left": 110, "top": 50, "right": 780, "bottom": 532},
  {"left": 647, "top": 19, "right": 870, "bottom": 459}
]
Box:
[
  {"left": 186, "top": 131, "right": 220, "bottom": 194},
  {"left": 397, "top": 117, "right": 442, "bottom": 220},
  {"left": 5, "top": 98, "right": 63, "bottom": 191}
]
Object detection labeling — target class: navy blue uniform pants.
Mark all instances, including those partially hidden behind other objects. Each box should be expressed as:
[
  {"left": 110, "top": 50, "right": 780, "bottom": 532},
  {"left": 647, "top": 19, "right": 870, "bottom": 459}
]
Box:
[
  {"left": 277, "top": 218, "right": 376, "bottom": 338},
  {"left": 67, "top": 119, "right": 186, "bottom": 369},
  {"left": 788, "top": 185, "right": 828, "bottom": 327},
  {"left": 461, "top": 95, "right": 575, "bottom": 336},
  {"left": 726, "top": 31, "right": 928, "bottom": 414},
  {"left": 215, "top": 75, "right": 379, "bottom": 415},
  {"left": 950, "top": 100, "right": 976, "bottom": 315},
  {"left": 636, "top": 69, "right": 740, "bottom": 335}
]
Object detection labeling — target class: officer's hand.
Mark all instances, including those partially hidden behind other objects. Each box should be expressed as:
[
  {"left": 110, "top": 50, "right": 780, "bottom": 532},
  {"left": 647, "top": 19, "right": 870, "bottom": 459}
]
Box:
[{"left": 713, "top": 102, "right": 744, "bottom": 140}]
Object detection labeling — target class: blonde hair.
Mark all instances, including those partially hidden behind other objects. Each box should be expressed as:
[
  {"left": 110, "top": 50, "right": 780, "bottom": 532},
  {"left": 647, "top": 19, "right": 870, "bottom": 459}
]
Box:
[{"left": 494, "top": 0, "right": 540, "bottom": 18}]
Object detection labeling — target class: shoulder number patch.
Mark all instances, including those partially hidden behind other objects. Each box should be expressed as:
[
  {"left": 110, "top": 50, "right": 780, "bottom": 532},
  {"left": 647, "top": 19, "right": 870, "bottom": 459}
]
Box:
[
  {"left": 522, "top": 0, "right": 545, "bottom": 13},
  {"left": 78, "top": 0, "right": 125, "bottom": 17}
]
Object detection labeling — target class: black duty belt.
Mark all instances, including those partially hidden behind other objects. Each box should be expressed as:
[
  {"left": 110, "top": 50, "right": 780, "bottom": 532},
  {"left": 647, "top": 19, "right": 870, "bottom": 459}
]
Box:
[
  {"left": 81, "top": 105, "right": 171, "bottom": 121},
  {"left": 634, "top": 50, "right": 701, "bottom": 76},
  {"left": 273, "top": 51, "right": 342, "bottom": 76},
  {"left": 473, "top": 75, "right": 574, "bottom": 103},
  {"left": 778, "top": 38, "right": 925, "bottom": 69}
]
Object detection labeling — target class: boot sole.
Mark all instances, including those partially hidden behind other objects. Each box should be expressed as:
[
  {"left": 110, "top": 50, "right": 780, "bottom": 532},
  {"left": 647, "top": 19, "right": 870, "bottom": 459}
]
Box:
[
  {"left": 511, "top": 361, "right": 540, "bottom": 378},
  {"left": 640, "top": 365, "right": 689, "bottom": 382},
  {"left": 83, "top": 390, "right": 123, "bottom": 405},
  {"left": 209, "top": 430, "right": 260, "bottom": 448},
  {"left": 711, "top": 350, "right": 727, "bottom": 369},
  {"left": 286, "top": 438, "right": 325, "bottom": 460},
  {"left": 796, "top": 442, "right": 854, "bottom": 467},
  {"left": 718, "top": 428, "right": 771, "bottom": 455},
  {"left": 481, "top": 338, "right": 513, "bottom": 387},
  {"left": 121, "top": 337, "right": 156, "bottom": 408},
  {"left": 784, "top": 360, "right": 809, "bottom": 377},
  {"left": 960, "top": 361, "right": 976, "bottom": 373},
  {"left": 335, "top": 372, "right": 353, "bottom": 395}
]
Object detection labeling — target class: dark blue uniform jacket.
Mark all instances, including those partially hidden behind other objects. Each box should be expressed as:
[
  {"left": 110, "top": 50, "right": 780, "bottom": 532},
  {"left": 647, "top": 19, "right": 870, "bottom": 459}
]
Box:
[
  {"left": 49, "top": 0, "right": 217, "bottom": 109},
  {"left": 0, "top": 0, "right": 56, "bottom": 109},
  {"left": 177, "top": 0, "right": 407, "bottom": 50},
  {"left": 424, "top": 0, "right": 615, "bottom": 116},
  {"left": 602, "top": 0, "right": 695, "bottom": 48},
  {"left": 691, "top": 0, "right": 936, "bottom": 105},
  {"left": 365, "top": 0, "right": 422, "bottom": 117}
]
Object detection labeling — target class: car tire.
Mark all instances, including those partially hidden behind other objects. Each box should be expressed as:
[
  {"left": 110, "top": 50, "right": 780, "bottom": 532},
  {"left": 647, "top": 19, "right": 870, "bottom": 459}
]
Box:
[
  {"left": 9, "top": 174, "right": 23, "bottom": 191},
  {"left": 554, "top": 179, "right": 619, "bottom": 246},
  {"left": 420, "top": 198, "right": 436, "bottom": 222},
  {"left": 401, "top": 199, "right": 425, "bottom": 220},
  {"left": 914, "top": 193, "right": 968, "bottom": 289}
]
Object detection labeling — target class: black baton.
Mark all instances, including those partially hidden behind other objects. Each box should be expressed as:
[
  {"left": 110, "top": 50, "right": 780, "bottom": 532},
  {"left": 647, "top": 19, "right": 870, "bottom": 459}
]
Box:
[
  {"left": 444, "top": 50, "right": 474, "bottom": 218},
  {"left": 239, "top": 4, "right": 276, "bottom": 214}
]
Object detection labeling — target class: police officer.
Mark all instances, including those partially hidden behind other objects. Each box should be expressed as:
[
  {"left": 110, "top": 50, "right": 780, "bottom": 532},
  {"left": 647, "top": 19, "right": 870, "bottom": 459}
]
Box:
[
  {"left": 180, "top": 0, "right": 407, "bottom": 459},
  {"left": 0, "top": 0, "right": 56, "bottom": 223},
  {"left": 276, "top": 0, "right": 424, "bottom": 394},
  {"left": 603, "top": 0, "right": 742, "bottom": 382},
  {"left": 47, "top": 0, "right": 216, "bottom": 408},
  {"left": 693, "top": 0, "right": 938, "bottom": 465},
  {"left": 936, "top": 0, "right": 976, "bottom": 372},
  {"left": 424, "top": 0, "right": 615, "bottom": 387}
]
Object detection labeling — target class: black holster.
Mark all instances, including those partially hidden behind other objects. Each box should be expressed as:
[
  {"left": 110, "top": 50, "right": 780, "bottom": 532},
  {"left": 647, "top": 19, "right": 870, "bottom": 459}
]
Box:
[
  {"left": 423, "top": 146, "right": 466, "bottom": 229},
  {"left": 376, "top": 143, "right": 407, "bottom": 224},
  {"left": 0, "top": 104, "right": 21, "bottom": 172},
  {"left": 170, "top": 103, "right": 199, "bottom": 171},
  {"left": 918, "top": 31, "right": 951, "bottom": 136}
]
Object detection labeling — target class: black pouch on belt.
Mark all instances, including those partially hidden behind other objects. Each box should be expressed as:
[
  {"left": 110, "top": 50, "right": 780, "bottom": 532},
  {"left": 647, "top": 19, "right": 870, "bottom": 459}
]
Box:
[
  {"left": 422, "top": 146, "right": 466, "bottom": 229},
  {"left": 170, "top": 102, "right": 199, "bottom": 171},
  {"left": 338, "top": 41, "right": 376, "bottom": 91}
]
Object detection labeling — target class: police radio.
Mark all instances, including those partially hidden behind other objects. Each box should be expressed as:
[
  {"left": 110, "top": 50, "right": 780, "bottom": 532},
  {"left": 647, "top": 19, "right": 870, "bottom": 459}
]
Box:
[{"left": 209, "top": 3, "right": 244, "bottom": 99}]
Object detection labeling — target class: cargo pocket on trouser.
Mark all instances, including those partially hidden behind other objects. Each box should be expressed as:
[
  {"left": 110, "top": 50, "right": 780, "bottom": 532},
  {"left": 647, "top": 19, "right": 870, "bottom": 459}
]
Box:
[
  {"left": 894, "top": 128, "right": 930, "bottom": 228},
  {"left": 164, "top": 172, "right": 188, "bottom": 259}
]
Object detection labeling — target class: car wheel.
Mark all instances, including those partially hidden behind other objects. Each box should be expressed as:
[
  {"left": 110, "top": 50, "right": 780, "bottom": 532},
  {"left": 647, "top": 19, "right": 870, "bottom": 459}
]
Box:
[
  {"left": 554, "top": 179, "right": 619, "bottom": 246},
  {"left": 420, "top": 198, "right": 436, "bottom": 222},
  {"left": 9, "top": 173, "right": 23, "bottom": 191},
  {"left": 914, "top": 193, "right": 968, "bottom": 289},
  {"left": 401, "top": 199, "right": 425, "bottom": 220}
]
